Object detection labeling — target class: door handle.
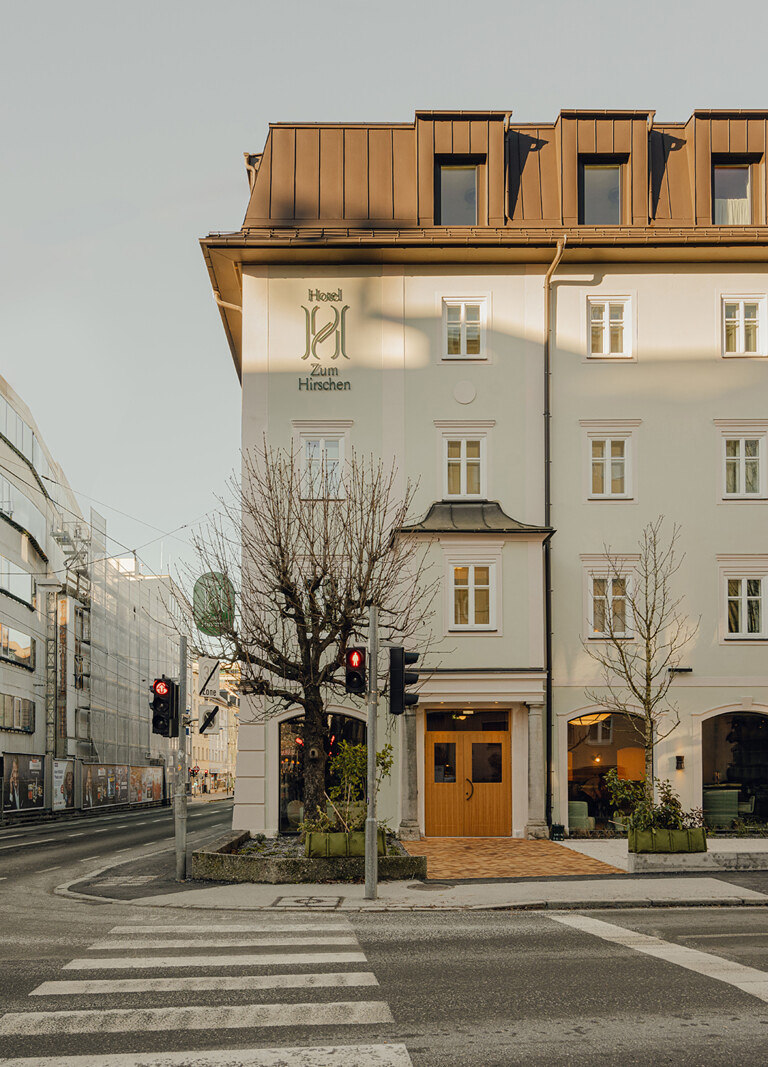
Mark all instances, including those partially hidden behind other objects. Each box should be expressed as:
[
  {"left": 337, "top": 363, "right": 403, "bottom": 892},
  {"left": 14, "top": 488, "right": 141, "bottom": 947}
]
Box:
[{"left": 465, "top": 777, "right": 474, "bottom": 801}]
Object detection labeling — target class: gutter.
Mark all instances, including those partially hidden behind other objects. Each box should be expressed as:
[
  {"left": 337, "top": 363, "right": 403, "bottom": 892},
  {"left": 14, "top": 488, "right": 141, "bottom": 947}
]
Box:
[{"left": 543, "top": 236, "right": 566, "bottom": 832}]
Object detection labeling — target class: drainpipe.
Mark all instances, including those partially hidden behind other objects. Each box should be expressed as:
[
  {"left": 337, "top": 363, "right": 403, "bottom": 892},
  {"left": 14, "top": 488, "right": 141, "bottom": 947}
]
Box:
[
  {"left": 543, "top": 236, "right": 566, "bottom": 831},
  {"left": 213, "top": 291, "right": 242, "bottom": 315}
]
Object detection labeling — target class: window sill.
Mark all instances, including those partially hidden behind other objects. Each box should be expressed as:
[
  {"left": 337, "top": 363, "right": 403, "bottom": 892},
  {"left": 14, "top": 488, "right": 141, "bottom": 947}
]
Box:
[
  {"left": 724, "top": 635, "right": 767, "bottom": 642},
  {"left": 448, "top": 626, "right": 498, "bottom": 634},
  {"left": 587, "top": 634, "right": 633, "bottom": 641},
  {"left": 587, "top": 495, "right": 634, "bottom": 502},
  {"left": 721, "top": 352, "right": 768, "bottom": 359},
  {"left": 441, "top": 355, "right": 489, "bottom": 363},
  {"left": 722, "top": 495, "right": 768, "bottom": 502},
  {"left": 586, "top": 354, "right": 634, "bottom": 361},
  {"left": 0, "top": 655, "right": 34, "bottom": 671}
]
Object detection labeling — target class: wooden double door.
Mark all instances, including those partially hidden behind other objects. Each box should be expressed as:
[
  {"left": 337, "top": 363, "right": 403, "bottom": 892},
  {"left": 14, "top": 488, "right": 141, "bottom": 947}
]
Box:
[{"left": 425, "top": 728, "right": 511, "bottom": 836}]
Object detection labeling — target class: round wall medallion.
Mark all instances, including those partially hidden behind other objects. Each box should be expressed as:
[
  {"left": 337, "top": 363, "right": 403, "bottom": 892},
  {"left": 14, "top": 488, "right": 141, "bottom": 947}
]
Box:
[{"left": 453, "top": 380, "right": 477, "bottom": 405}]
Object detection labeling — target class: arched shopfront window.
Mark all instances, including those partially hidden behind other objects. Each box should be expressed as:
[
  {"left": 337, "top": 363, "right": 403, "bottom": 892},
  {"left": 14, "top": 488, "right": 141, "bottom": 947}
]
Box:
[
  {"left": 567, "top": 712, "right": 644, "bottom": 828},
  {"left": 702, "top": 712, "right": 768, "bottom": 826},
  {"left": 279, "top": 712, "right": 366, "bottom": 832}
]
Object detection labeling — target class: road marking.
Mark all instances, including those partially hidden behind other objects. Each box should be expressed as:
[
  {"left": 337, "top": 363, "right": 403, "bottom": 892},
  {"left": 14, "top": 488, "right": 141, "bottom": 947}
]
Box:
[
  {"left": 0, "top": 1043, "right": 412, "bottom": 1066},
  {"left": 67, "top": 833, "right": 86, "bottom": 838},
  {"left": 0, "top": 838, "right": 56, "bottom": 852},
  {"left": 64, "top": 951, "right": 367, "bottom": 971},
  {"left": 40, "top": 866, "right": 62, "bottom": 872},
  {"left": 79, "top": 856, "right": 98, "bottom": 862},
  {"left": 108, "top": 923, "right": 352, "bottom": 934},
  {"left": 677, "top": 931, "right": 768, "bottom": 940},
  {"left": 0, "top": 876, "right": 6, "bottom": 881},
  {"left": 90, "top": 935, "right": 358, "bottom": 950},
  {"left": 114, "top": 848, "right": 132, "bottom": 853},
  {"left": 550, "top": 913, "right": 768, "bottom": 1004},
  {"left": 31, "top": 972, "right": 378, "bottom": 996},
  {"left": 89, "top": 829, "right": 109, "bottom": 834},
  {"left": 0, "top": 1000, "right": 394, "bottom": 1035}
]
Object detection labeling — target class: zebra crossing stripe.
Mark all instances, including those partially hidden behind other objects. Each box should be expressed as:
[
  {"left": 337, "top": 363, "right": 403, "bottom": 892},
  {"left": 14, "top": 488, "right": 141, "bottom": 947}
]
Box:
[
  {"left": 107, "top": 923, "right": 352, "bottom": 934},
  {"left": 0, "top": 1043, "right": 413, "bottom": 1066},
  {"left": 0, "top": 1000, "right": 394, "bottom": 1035},
  {"left": 31, "top": 972, "right": 379, "bottom": 996},
  {"left": 64, "top": 952, "right": 368, "bottom": 971},
  {"left": 90, "top": 936, "right": 358, "bottom": 950}
]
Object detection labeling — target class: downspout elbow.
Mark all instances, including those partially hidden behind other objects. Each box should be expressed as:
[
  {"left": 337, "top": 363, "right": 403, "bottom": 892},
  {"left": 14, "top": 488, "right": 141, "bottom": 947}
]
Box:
[{"left": 213, "top": 291, "right": 242, "bottom": 315}]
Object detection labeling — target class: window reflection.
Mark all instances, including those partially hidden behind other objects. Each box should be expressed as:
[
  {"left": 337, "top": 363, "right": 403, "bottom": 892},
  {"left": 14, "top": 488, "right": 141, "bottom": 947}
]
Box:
[
  {"left": 278, "top": 713, "right": 366, "bottom": 832},
  {"left": 434, "top": 742, "right": 456, "bottom": 783}
]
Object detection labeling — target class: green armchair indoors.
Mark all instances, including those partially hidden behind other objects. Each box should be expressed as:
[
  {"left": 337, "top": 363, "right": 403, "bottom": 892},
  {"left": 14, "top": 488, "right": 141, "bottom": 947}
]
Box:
[
  {"left": 702, "top": 788, "right": 739, "bottom": 829},
  {"left": 568, "top": 800, "right": 596, "bottom": 831}
]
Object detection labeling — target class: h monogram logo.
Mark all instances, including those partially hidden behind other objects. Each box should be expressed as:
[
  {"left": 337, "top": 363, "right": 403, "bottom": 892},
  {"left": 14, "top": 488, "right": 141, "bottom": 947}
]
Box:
[{"left": 301, "top": 304, "right": 350, "bottom": 360}]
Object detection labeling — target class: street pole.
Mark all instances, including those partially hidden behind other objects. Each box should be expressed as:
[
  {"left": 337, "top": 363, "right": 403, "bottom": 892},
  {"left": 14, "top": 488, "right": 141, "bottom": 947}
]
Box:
[
  {"left": 174, "top": 634, "right": 188, "bottom": 881},
  {"left": 364, "top": 602, "right": 379, "bottom": 900}
]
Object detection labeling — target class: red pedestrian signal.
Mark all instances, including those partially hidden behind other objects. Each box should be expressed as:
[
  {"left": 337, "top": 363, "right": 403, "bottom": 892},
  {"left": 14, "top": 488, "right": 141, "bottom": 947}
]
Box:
[
  {"left": 344, "top": 647, "right": 367, "bottom": 695},
  {"left": 150, "top": 676, "right": 178, "bottom": 737}
]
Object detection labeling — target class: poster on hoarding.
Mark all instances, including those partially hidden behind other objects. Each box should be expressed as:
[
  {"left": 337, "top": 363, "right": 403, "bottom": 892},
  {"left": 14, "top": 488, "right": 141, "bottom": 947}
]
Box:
[
  {"left": 128, "top": 765, "right": 164, "bottom": 804},
  {"left": 52, "top": 759, "right": 75, "bottom": 811},
  {"left": 3, "top": 753, "right": 45, "bottom": 812},
  {"left": 115, "top": 765, "right": 129, "bottom": 804}
]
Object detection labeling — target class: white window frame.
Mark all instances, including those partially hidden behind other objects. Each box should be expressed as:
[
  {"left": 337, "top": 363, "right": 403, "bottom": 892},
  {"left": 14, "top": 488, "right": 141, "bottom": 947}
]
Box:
[
  {"left": 441, "top": 540, "right": 503, "bottom": 636},
  {"left": 587, "top": 297, "right": 632, "bottom": 359},
  {"left": 434, "top": 422, "right": 494, "bottom": 500},
  {"left": 449, "top": 563, "right": 496, "bottom": 631},
  {"left": 441, "top": 298, "right": 488, "bottom": 361},
  {"left": 291, "top": 420, "right": 353, "bottom": 500},
  {"left": 718, "top": 556, "right": 768, "bottom": 642},
  {"left": 720, "top": 296, "right": 767, "bottom": 357},
  {"left": 715, "top": 421, "right": 768, "bottom": 501},
  {"left": 581, "top": 555, "right": 638, "bottom": 641},
  {"left": 580, "top": 421, "right": 640, "bottom": 502}
]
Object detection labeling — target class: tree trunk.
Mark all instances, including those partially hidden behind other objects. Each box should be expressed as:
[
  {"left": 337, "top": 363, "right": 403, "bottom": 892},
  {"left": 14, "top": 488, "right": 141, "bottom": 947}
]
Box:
[
  {"left": 302, "top": 698, "right": 327, "bottom": 820},
  {"left": 644, "top": 716, "right": 654, "bottom": 804}
]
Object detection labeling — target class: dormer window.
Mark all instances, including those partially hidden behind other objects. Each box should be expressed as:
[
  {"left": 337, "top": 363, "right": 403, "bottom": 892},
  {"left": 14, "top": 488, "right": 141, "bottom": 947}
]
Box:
[
  {"left": 579, "top": 161, "right": 622, "bottom": 225},
  {"left": 713, "top": 165, "right": 751, "bottom": 224},
  {"left": 435, "top": 161, "right": 479, "bottom": 225}
]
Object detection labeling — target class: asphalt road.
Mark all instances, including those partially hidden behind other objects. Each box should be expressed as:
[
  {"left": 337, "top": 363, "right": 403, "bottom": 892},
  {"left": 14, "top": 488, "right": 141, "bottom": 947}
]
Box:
[
  {"left": 0, "top": 799, "right": 234, "bottom": 881},
  {"left": 1, "top": 808, "right": 768, "bottom": 1065}
]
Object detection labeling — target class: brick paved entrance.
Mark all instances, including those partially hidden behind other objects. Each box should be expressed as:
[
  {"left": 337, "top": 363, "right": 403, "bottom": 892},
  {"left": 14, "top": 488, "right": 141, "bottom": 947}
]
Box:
[{"left": 402, "top": 837, "right": 625, "bottom": 879}]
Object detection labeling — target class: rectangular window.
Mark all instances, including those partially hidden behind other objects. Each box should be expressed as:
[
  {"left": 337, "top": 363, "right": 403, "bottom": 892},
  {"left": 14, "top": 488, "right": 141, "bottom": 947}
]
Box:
[
  {"left": 580, "top": 163, "right": 622, "bottom": 225},
  {"left": 0, "top": 693, "right": 35, "bottom": 732},
  {"left": 713, "top": 165, "right": 751, "bottom": 225},
  {"left": 724, "top": 437, "right": 763, "bottom": 497},
  {"left": 727, "top": 577, "right": 764, "bottom": 637},
  {"left": 442, "top": 299, "right": 486, "bottom": 359},
  {"left": 436, "top": 165, "right": 477, "bottom": 225},
  {"left": 588, "top": 298, "right": 629, "bottom": 357},
  {"left": 590, "top": 576, "right": 629, "bottom": 637},
  {"left": 0, "top": 556, "right": 34, "bottom": 605},
  {"left": 302, "top": 435, "right": 344, "bottom": 498},
  {"left": 587, "top": 716, "right": 614, "bottom": 745},
  {"left": 722, "top": 298, "right": 764, "bottom": 356},
  {"left": 445, "top": 438, "right": 485, "bottom": 498},
  {"left": 0, "top": 622, "right": 35, "bottom": 669},
  {"left": 451, "top": 564, "right": 494, "bottom": 630},
  {"left": 590, "top": 438, "right": 628, "bottom": 498}
]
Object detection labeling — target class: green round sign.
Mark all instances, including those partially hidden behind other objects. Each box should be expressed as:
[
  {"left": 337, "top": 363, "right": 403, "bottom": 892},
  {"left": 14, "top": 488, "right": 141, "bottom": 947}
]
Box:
[{"left": 193, "top": 571, "right": 236, "bottom": 637}]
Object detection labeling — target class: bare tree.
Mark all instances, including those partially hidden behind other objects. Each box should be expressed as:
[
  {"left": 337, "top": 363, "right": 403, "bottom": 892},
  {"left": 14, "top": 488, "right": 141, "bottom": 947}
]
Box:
[
  {"left": 583, "top": 517, "right": 699, "bottom": 803},
  {"left": 181, "top": 442, "right": 435, "bottom": 818}
]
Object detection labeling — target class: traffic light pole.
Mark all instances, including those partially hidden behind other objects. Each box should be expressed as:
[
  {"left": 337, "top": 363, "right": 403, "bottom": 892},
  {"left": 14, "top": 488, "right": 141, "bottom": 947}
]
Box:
[
  {"left": 174, "top": 634, "right": 188, "bottom": 881},
  {"left": 364, "top": 603, "right": 379, "bottom": 901}
]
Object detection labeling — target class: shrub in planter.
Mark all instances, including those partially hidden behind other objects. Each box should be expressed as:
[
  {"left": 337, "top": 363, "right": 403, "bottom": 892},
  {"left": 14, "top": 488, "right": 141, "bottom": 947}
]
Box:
[
  {"left": 605, "top": 769, "right": 705, "bottom": 854},
  {"left": 299, "top": 741, "right": 393, "bottom": 858}
]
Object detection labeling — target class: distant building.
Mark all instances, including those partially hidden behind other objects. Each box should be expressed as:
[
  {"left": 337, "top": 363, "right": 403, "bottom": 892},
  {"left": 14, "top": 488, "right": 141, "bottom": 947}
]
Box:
[
  {"left": 0, "top": 375, "right": 180, "bottom": 814},
  {"left": 203, "top": 109, "right": 768, "bottom": 838},
  {"left": 188, "top": 662, "right": 239, "bottom": 795}
]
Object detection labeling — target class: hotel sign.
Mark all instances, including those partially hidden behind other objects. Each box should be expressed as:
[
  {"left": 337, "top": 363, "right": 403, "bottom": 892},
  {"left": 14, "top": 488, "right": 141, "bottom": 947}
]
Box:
[{"left": 298, "top": 288, "right": 352, "bottom": 391}]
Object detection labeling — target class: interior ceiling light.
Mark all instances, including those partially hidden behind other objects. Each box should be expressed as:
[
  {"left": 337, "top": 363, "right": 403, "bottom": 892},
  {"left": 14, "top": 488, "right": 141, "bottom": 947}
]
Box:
[{"left": 571, "top": 712, "right": 611, "bottom": 727}]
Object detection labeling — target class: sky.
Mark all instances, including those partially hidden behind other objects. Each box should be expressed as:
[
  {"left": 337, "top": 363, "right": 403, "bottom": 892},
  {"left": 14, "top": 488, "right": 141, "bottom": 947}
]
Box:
[{"left": 2, "top": 0, "right": 768, "bottom": 579}]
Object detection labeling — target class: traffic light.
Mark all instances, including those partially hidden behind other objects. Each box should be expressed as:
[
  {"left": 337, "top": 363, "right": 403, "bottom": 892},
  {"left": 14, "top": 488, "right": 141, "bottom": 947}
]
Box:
[
  {"left": 344, "top": 647, "right": 367, "bottom": 695},
  {"left": 151, "top": 677, "right": 178, "bottom": 737},
  {"left": 389, "top": 646, "right": 420, "bottom": 716}
]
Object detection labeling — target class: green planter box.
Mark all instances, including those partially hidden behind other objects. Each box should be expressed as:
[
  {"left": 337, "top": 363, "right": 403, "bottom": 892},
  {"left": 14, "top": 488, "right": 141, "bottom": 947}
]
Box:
[
  {"left": 628, "top": 827, "right": 707, "bottom": 854},
  {"left": 305, "top": 829, "right": 387, "bottom": 858}
]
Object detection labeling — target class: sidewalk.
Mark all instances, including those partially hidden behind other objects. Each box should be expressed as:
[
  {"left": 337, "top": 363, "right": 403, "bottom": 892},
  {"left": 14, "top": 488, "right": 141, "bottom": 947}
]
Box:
[{"left": 58, "top": 835, "right": 768, "bottom": 912}]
